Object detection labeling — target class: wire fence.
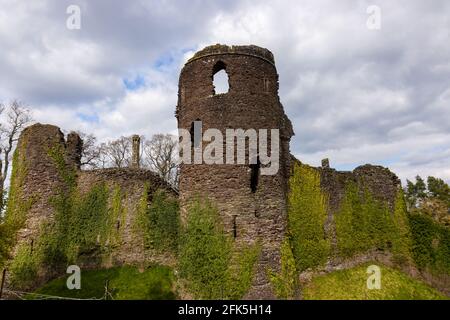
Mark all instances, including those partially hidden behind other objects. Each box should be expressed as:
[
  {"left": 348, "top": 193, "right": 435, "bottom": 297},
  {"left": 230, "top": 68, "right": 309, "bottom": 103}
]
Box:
[{"left": 0, "top": 272, "right": 115, "bottom": 301}]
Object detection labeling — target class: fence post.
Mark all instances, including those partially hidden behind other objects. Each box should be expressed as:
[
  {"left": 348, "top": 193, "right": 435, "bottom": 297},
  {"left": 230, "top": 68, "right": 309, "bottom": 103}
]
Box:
[{"left": 0, "top": 268, "right": 7, "bottom": 300}]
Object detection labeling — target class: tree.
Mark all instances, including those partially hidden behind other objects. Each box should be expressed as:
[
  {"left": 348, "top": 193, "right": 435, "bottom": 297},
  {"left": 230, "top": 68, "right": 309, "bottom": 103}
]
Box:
[
  {"left": 405, "top": 176, "right": 428, "bottom": 209},
  {"left": 405, "top": 175, "right": 450, "bottom": 226},
  {"left": 103, "top": 136, "right": 132, "bottom": 168},
  {"left": 77, "top": 132, "right": 102, "bottom": 169},
  {"left": 0, "top": 100, "right": 33, "bottom": 210},
  {"left": 143, "top": 134, "right": 179, "bottom": 187},
  {"left": 405, "top": 179, "right": 417, "bottom": 209},
  {"left": 427, "top": 176, "right": 450, "bottom": 206},
  {"left": 415, "top": 175, "right": 427, "bottom": 200}
]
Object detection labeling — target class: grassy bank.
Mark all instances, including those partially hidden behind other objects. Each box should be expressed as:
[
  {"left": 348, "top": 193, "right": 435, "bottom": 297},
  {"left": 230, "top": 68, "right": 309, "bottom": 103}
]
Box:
[
  {"left": 29, "top": 265, "right": 176, "bottom": 300},
  {"left": 302, "top": 263, "right": 447, "bottom": 300}
]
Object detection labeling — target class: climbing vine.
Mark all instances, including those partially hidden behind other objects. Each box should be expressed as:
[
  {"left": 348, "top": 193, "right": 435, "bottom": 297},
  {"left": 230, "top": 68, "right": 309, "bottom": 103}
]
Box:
[
  {"left": 391, "top": 189, "right": 413, "bottom": 265},
  {"left": 268, "top": 239, "right": 298, "bottom": 299},
  {"left": 287, "top": 162, "right": 330, "bottom": 271},
  {"left": 1, "top": 145, "right": 33, "bottom": 269},
  {"left": 136, "top": 186, "right": 180, "bottom": 253},
  {"left": 409, "top": 212, "right": 450, "bottom": 275},
  {"left": 335, "top": 182, "right": 399, "bottom": 258},
  {"left": 178, "top": 197, "right": 259, "bottom": 299}
]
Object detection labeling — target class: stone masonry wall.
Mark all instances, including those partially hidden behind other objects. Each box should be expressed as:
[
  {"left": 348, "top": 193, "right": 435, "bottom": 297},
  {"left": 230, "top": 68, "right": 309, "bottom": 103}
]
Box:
[
  {"left": 176, "top": 44, "right": 294, "bottom": 299},
  {"left": 6, "top": 124, "right": 176, "bottom": 291},
  {"left": 76, "top": 168, "right": 177, "bottom": 269},
  {"left": 12, "top": 124, "right": 72, "bottom": 250}
]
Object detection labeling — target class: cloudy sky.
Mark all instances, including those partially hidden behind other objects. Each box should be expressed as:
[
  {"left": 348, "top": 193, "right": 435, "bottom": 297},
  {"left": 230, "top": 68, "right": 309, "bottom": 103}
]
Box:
[{"left": 0, "top": 0, "right": 449, "bottom": 183}]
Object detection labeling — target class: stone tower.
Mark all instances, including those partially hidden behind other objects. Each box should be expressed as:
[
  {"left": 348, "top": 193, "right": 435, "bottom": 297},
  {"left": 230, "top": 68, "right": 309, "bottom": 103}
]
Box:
[
  {"left": 131, "top": 134, "right": 141, "bottom": 169},
  {"left": 6, "top": 124, "right": 81, "bottom": 288},
  {"left": 176, "top": 44, "right": 294, "bottom": 298}
]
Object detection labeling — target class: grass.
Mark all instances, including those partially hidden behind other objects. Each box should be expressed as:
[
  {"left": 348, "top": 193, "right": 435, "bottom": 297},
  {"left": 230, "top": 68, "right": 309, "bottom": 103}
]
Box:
[
  {"left": 29, "top": 265, "right": 177, "bottom": 300},
  {"left": 302, "top": 263, "right": 447, "bottom": 300}
]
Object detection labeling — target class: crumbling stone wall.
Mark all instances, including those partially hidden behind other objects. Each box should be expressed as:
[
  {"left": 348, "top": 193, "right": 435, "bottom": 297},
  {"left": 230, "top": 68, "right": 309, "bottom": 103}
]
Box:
[
  {"left": 11, "top": 124, "right": 71, "bottom": 246},
  {"left": 6, "top": 123, "right": 176, "bottom": 291},
  {"left": 294, "top": 157, "right": 402, "bottom": 253},
  {"left": 176, "top": 44, "right": 294, "bottom": 299},
  {"left": 76, "top": 168, "right": 176, "bottom": 268}
]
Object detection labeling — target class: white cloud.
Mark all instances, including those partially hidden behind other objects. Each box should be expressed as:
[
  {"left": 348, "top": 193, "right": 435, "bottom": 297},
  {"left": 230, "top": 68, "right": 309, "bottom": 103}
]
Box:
[{"left": 0, "top": 0, "right": 449, "bottom": 183}]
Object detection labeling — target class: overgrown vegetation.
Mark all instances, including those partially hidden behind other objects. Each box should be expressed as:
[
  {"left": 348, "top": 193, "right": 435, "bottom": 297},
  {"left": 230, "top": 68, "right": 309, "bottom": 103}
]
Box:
[
  {"left": 178, "top": 197, "right": 259, "bottom": 299},
  {"left": 409, "top": 212, "right": 450, "bottom": 275},
  {"left": 302, "top": 263, "right": 447, "bottom": 300},
  {"left": 0, "top": 146, "right": 33, "bottom": 269},
  {"left": 336, "top": 183, "right": 389, "bottom": 257},
  {"left": 334, "top": 184, "right": 412, "bottom": 263},
  {"left": 287, "top": 162, "right": 330, "bottom": 272},
  {"left": 268, "top": 239, "right": 298, "bottom": 299},
  {"left": 136, "top": 186, "right": 179, "bottom": 253},
  {"left": 30, "top": 265, "right": 176, "bottom": 300},
  {"left": 8, "top": 145, "right": 123, "bottom": 288},
  {"left": 406, "top": 175, "right": 450, "bottom": 226},
  {"left": 391, "top": 190, "right": 413, "bottom": 265},
  {"left": 8, "top": 182, "right": 114, "bottom": 288}
]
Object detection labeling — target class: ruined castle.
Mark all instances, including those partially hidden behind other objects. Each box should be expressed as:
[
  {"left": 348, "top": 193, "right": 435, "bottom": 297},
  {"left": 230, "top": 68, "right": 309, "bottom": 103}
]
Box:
[{"left": 4, "top": 44, "right": 423, "bottom": 298}]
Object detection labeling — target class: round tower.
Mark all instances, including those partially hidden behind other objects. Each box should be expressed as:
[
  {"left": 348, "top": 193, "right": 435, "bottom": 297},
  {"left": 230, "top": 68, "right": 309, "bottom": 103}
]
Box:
[{"left": 176, "top": 44, "right": 294, "bottom": 298}]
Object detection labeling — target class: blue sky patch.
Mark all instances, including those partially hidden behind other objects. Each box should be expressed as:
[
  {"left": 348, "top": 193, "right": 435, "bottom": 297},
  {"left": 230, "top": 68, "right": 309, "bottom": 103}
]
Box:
[
  {"left": 123, "top": 74, "right": 146, "bottom": 90},
  {"left": 77, "top": 112, "right": 99, "bottom": 123}
]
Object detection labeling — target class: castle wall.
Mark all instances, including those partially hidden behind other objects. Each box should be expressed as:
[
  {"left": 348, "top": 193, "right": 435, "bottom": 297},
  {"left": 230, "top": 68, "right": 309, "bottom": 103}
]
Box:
[
  {"left": 317, "top": 160, "right": 402, "bottom": 254},
  {"left": 5, "top": 124, "right": 176, "bottom": 291},
  {"left": 11, "top": 124, "right": 71, "bottom": 247},
  {"left": 76, "top": 168, "right": 176, "bottom": 268}
]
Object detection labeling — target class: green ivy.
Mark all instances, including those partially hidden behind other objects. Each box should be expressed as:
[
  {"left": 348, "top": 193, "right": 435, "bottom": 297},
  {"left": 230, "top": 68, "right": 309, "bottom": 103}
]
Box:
[
  {"left": 391, "top": 190, "right": 413, "bottom": 265},
  {"left": 335, "top": 182, "right": 400, "bottom": 257},
  {"left": 108, "top": 186, "right": 126, "bottom": 249},
  {"left": 7, "top": 243, "right": 39, "bottom": 289},
  {"left": 135, "top": 186, "right": 179, "bottom": 253},
  {"left": 47, "top": 145, "right": 76, "bottom": 188},
  {"left": 268, "top": 239, "right": 298, "bottom": 299},
  {"left": 225, "top": 243, "right": 260, "bottom": 299},
  {"left": 287, "top": 162, "right": 330, "bottom": 271},
  {"left": 7, "top": 181, "right": 124, "bottom": 288},
  {"left": 409, "top": 212, "right": 450, "bottom": 275},
  {"left": 1, "top": 146, "right": 33, "bottom": 269},
  {"left": 178, "top": 197, "right": 259, "bottom": 299}
]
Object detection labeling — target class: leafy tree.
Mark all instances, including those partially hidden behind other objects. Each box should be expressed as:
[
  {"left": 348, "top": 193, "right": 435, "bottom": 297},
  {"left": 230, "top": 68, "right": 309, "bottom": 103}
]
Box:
[
  {"left": 405, "top": 179, "right": 417, "bottom": 208},
  {"left": 415, "top": 176, "right": 427, "bottom": 200},
  {"left": 427, "top": 176, "right": 450, "bottom": 207}
]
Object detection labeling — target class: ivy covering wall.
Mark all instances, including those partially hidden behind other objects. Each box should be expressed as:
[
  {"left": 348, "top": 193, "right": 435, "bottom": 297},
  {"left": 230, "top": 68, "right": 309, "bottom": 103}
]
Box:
[
  {"left": 0, "top": 143, "right": 36, "bottom": 274},
  {"left": 267, "top": 239, "right": 297, "bottom": 299},
  {"left": 178, "top": 197, "right": 259, "bottom": 299},
  {"left": 136, "top": 186, "right": 179, "bottom": 253},
  {"left": 335, "top": 185, "right": 412, "bottom": 263},
  {"left": 287, "top": 162, "right": 414, "bottom": 276},
  {"left": 409, "top": 212, "right": 450, "bottom": 275},
  {"left": 8, "top": 181, "right": 116, "bottom": 288},
  {"left": 287, "top": 162, "right": 330, "bottom": 272}
]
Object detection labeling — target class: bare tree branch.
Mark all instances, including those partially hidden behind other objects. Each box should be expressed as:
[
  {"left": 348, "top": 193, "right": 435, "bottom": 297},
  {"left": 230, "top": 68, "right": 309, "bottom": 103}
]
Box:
[
  {"left": 143, "top": 133, "right": 179, "bottom": 187},
  {"left": 0, "top": 100, "right": 33, "bottom": 210}
]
